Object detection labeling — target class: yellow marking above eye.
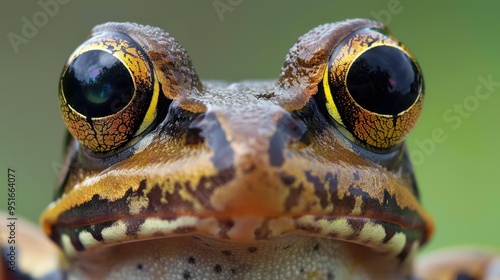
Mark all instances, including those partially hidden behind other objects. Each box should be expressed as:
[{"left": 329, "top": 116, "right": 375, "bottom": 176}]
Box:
[
  {"left": 322, "top": 28, "right": 424, "bottom": 149},
  {"left": 58, "top": 31, "right": 163, "bottom": 153}
]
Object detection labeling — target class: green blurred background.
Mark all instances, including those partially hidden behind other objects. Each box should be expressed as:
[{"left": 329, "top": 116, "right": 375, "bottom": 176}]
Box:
[{"left": 0, "top": 1, "right": 498, "bottom": 255}]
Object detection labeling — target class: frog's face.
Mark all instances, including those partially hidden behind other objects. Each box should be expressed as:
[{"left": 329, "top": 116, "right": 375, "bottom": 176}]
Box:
[{"left": 41, "top": 19, "right": 432, "bottom": 279}]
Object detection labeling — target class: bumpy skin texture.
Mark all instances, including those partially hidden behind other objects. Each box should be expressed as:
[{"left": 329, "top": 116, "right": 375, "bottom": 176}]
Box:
[
  {"left": 42, "top": 19, "right": 433, "bottom": 279},
  {"left": 0, "top": 19, "right": 471, "bottom": 280},
  {"left": 3, "top": 18, "right": 498, "bottom": 280}
]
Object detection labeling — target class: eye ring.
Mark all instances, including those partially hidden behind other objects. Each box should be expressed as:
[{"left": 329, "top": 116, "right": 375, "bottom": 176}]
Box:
[
  {"left": 322, "top": 28, "right": 424, "bottom": 149},
  {"left": 59, "top": 31, "right": 163, "bottom": 153}
]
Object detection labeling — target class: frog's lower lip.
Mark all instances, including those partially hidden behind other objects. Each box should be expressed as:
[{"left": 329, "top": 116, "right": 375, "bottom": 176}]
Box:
[
  {"left": 50, "top": 213, "right": 429, "bottom": 261},
  {"left": 43, "top": 169, "right": 432, "bottom": 257}
]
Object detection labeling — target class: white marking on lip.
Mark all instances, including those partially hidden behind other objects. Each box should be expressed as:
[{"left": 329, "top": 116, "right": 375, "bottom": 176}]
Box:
[
  {"left": 61, "top": 234, "right": 76, "bottom": 256},
  {"left": 78, "top": 230, "right": 99, "bottom": 250},
  {"left": 101, "top": 220, "right": 128, "bottom": 243},
  {"left": 138, "top": 216, "right": 199, "bottom": 237}
]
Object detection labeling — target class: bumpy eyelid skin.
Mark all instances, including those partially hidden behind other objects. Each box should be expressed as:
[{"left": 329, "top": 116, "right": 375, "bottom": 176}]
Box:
[
  {"left": 91, "top": 22, "right": 206, "bottom": 113},
  {"left": 90, "top": 23, "right": 200, "bottom": 98},
  {"left": 274, "top": 18, "right": 423, "bottom": 150},
  {"left": 274, "top": 19, "right": 385, "bottom": 111},
  {"left": 59, "top": 22, "right": 209, "bottom": 153}
]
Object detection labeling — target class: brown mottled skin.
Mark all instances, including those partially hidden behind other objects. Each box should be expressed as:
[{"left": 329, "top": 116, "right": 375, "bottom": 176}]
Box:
[{"left": 1, "top": 19, "right": 499, "bottom": 280}]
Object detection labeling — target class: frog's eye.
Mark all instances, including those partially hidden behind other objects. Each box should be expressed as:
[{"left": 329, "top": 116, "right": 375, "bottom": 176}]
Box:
[
  {"left": 322, "top": 28, "right": 424, "bottom": 149},
  {"left": 59, "top": 31, "right": 164, "bottom": 153}
]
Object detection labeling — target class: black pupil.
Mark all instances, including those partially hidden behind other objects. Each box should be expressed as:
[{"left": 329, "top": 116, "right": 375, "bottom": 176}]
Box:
[
  {"left": 346, "top": 46, "right": 421, "bottom": 115},
  {"left": 62, "top": 50, "right": 134, "bottom": 118}
]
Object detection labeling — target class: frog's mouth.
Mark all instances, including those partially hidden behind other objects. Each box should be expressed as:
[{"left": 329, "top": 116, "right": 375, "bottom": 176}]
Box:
[
  {"left": 43, "top": 182, "right": 432, "bottom": 262},
  {"left": 47, "top": 215, "right": 427, "bottom": 263},
  {"left": 42, "top": 148, "right": 433, "bottom": 260}
]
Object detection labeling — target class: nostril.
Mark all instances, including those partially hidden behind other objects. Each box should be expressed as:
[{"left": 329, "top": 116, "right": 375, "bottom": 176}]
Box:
[
  {"left": 290, "top": 114, "right": 311, "bottom": 145},
  {"left": 283, "top": 114, "right": 310, "bottom": 145},
  {"left": 300, "top": 130, "right": 312, "bottom": 145},
  {"left": 186, "top": 127, "right": 204, "bottom": 145},
  {"left": 269, "top": 113, "right": 310, "bottom": 167},
  {"left": 186, "top": 114, "right": 206, "bottom": 145}
]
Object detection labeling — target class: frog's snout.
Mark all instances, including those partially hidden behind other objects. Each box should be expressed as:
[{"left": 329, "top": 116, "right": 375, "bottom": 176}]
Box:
[{"left": 186, "top": 105, "right": 310, "bottom": 171}]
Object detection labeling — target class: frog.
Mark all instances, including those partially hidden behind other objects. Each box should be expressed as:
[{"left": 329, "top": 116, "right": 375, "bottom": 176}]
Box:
[{"left": 2, "top": 18, "right": 499, "bottom": 280}]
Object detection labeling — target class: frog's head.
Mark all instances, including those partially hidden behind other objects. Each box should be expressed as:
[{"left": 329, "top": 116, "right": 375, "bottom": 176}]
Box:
[{"left": 42, "top": 19, "right": 433, "bottom": 278}]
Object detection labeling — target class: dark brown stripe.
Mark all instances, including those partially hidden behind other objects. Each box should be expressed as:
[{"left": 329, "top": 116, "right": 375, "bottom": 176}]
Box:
[
  {"left": 346, "top": 218, "right": 366, "bottom": 240},
  {"left": 279, "top": 172, "right": 296, "bottom": 185},
  {"left": 284, "top": 183, "right": 304, "bottom": 211},
  {"left": 189, "top": 112, "right": 234, "bottom": 170},
  {"left": 69, "top": 231, "right": 85, "bottom": 251},
  {"left": 306, "top": 171, "right": 334, "bottom": 210},
  {"left": 125, "top": 218, "right": 145, "bottom": 238},
  {"left": 268, "top": 113, "right": 309, "bottom": 167}
]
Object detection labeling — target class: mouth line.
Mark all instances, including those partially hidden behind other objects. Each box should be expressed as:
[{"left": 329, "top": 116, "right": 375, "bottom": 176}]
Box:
[
  {"left": 56, "top": 210, "right": 426, "bottom": 231},
  {"left": 51, "top": 190, "right": 430, "bottom": 239},
  {"left": 50, "top": 212, "right": 429, "bottom": 260}
]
